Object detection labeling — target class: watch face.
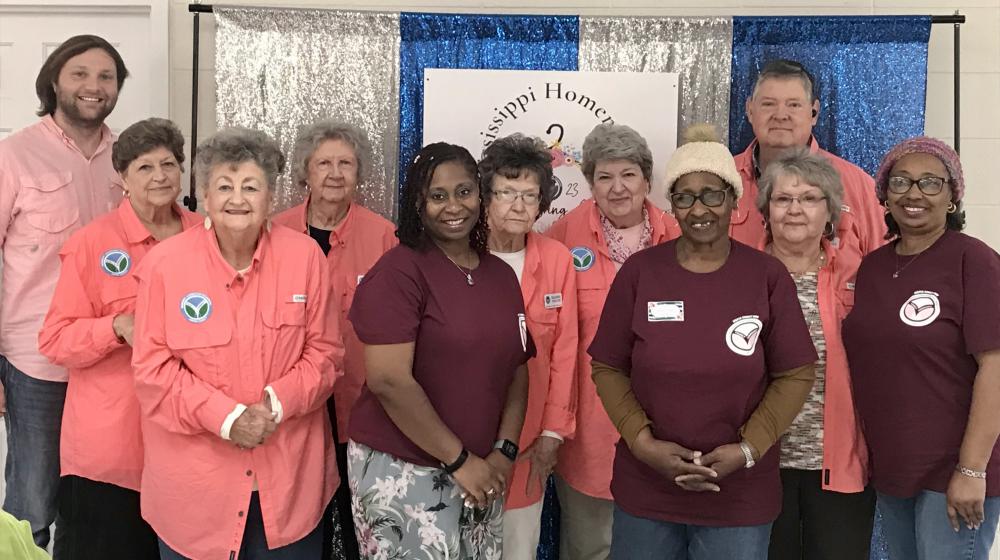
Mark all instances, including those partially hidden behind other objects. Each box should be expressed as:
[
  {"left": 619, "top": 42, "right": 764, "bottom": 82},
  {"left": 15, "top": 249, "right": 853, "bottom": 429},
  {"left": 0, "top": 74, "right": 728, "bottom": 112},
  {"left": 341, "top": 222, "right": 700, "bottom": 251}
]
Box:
[{"left": 498, "top": 440, "right": 518, "bottom": 461}]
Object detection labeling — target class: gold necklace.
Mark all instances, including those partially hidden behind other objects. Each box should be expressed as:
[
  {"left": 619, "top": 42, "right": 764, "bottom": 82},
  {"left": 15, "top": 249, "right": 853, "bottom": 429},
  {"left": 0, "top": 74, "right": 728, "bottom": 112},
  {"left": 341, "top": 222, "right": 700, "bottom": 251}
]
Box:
[
  {"left": 443, "top": 251, "right": 475, "bottom": 286},
  {"left": 893, "top": 231, "right": 943, "bottom": 279}
]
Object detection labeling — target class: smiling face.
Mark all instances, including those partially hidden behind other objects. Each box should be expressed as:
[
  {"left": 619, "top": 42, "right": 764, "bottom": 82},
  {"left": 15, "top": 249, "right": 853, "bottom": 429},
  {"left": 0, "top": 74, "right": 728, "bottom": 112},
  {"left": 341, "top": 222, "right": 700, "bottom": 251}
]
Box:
[
  {"left": 672, "top": 172, "right": 735, "bottom": 246},
  {"left": 746, "top": 77, "right": 818, "bottom": 151},
  {"left": 885, "top": 152, "right": 952, "bottom": 238},
  {"left": 122, "top": 146, "right": 182, "bottom": 215},
  {"left": 421, "top": 161, "right": 481, "bottom": 245},
  {"left": 53, "top": 48, "right": 119, "bottom": 128},
  {"left": 591, "top": 159, "right": 649, "bottom": 226},
  {"left": 486, "top": 171, "right": 541, "bottom": 238},
  {"left": 767, "top": 173, "right": 831, "bottom": 248},
  {"left": 204, "top": 160, "right": 271, "bottom": 236},
  {"left": 306, "top": 138, "right": 358, "bottom": 205}
]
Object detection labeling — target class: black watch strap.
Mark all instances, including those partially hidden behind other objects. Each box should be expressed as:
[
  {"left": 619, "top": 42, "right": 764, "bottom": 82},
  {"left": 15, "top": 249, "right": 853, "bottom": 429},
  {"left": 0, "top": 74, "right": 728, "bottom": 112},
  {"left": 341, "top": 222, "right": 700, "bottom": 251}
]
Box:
[
  {"left": 494, "top": 439, "right": 519, "bottom": 462},
  {"left": 441, "top": 448, "right": 469, "bottom": 475}
]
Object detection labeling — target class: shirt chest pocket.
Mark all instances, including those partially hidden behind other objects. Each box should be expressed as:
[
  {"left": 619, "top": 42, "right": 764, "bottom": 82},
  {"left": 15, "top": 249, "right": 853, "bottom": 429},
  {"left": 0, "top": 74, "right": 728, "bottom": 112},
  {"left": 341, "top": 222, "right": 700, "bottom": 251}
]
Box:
[
  {"left": 527, "top": 307, "right": 559, "bottom": 354},
  {"left": 165, "top": 319, "right": 233, "bottom": 388},
  {"left": 261, "top": 302, "right": 308, "bottom": 374},
  {"left": 20, "top": 172, "right": 79, "bottom": 241}
]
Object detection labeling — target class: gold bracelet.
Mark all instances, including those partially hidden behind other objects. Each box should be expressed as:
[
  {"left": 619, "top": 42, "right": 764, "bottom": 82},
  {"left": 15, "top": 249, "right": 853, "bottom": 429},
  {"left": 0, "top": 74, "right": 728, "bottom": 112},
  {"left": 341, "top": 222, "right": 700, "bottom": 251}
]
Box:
[{"left": 956, "top": 465, "right": 987, "bottom": 479}]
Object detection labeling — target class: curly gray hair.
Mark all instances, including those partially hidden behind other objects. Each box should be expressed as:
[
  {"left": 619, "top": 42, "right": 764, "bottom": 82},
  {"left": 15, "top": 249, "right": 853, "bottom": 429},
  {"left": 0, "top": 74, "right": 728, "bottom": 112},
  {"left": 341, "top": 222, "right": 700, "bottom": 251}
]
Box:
[
  {"left": 581, "top": 123, "right": 654, "bottom": 185},
  {"left": 195, "top": 127, "right": 285, "bottom": 192},
  {"left": 290, "top": 119, "right": 373, "bottom": 189},
  {"left": 756, "top": 146, "right": 843, "bottom": 233}
]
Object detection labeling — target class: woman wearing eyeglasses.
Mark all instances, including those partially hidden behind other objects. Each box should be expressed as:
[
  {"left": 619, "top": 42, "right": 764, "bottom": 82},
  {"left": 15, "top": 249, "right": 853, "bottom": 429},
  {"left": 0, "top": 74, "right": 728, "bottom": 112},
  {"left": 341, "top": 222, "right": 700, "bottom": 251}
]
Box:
[
  {"left": 589, "top": 125, "right": 817, "bottom": 559},
  {"left": 752, "top": 147, "right": 874, "bottom": 560},
  {"left": 544, "top": 123, "right": 680, "bottom": 559},
  {"left": 478, "top": 134, "right": 579, "bottom": 559},
  {"left": 843, "top": 137, "right": 1000, "bottom": 560}
]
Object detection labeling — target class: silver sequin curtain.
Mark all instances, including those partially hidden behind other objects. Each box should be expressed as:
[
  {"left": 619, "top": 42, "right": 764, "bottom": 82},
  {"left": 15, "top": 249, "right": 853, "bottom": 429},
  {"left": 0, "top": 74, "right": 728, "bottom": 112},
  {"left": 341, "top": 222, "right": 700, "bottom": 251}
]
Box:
[
  {"left": 579, "top": 17, "right": 733, "bottom": 143},
  {"left": 214, "top": 7, "right": 400, "bottom": 218}
]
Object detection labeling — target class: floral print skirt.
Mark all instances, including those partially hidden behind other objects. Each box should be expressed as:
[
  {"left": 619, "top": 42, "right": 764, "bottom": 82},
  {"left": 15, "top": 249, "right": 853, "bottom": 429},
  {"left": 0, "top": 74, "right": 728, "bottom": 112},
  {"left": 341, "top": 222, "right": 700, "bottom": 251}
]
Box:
[{"left": 347, "top": 440, "right": 503, "bottom": 560}]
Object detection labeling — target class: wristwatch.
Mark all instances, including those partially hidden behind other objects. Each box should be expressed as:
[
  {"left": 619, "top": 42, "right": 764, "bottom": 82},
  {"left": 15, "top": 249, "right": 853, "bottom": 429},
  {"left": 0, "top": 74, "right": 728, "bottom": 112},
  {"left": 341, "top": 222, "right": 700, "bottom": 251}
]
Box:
[
  {"left": 739, "top": 441, "right": 756, "bottom": 469},
  {"left": 493, "top": 439, "right": 519, "bottom": 462}
]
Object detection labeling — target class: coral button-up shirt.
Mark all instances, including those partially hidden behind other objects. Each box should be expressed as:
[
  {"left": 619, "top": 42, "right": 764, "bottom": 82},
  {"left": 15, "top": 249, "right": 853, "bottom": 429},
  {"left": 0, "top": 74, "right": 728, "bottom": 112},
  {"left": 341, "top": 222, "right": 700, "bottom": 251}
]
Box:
[
  {"left": 545, "top": 198, "right": 680, "bottom": 499},
  {"left": 0, "top": 116, "right": 123, "bottom": 381},
  {"left": 131, "top": 223, "right": 343, "bottom": 560},
  {"left": 272, "top": 200, "right": 396, "bottom": 442},
  {"left": 38, "top": 200, "right": 202, "bottom": 492}
]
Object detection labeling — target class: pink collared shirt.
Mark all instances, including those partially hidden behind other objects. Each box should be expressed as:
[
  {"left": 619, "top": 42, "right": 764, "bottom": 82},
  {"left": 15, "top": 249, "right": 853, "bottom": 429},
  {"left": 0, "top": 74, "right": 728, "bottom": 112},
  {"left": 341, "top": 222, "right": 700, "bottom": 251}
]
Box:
[
  {"left": 272, "top": 200, "right": 396, "bottom": 442},
  {"left": 38, "top": 200, "right": 202, "bottom": 491},
  {"left": 0, "top": 116, "right": 122, "bottom": 381},
  {"left": 131, "top": 223, "right": 343, "bottom": 559}
]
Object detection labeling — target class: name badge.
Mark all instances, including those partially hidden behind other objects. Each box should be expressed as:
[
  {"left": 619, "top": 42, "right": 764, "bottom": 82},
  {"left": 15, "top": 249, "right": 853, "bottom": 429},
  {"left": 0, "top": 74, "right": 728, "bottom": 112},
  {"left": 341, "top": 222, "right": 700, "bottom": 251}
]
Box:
[
  {"left": 544, "top": 293, "right": 563, "bottom": 309},
  {"left": 846, "top": 282, "right": 856, "bottom": 291},
  {"left": 291, "top": 294, "right": 307, "bottom": 303},
  {"left": 648, "top": 301, "right": 684, "bottom": 322}
]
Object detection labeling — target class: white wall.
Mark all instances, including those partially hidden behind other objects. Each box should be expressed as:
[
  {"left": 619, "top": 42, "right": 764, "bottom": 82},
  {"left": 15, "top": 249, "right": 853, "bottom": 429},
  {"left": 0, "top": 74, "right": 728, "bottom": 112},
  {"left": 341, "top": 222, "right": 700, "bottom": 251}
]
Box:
[{"left": 167, "top": 0, "right": 1000, "bottom": 250}]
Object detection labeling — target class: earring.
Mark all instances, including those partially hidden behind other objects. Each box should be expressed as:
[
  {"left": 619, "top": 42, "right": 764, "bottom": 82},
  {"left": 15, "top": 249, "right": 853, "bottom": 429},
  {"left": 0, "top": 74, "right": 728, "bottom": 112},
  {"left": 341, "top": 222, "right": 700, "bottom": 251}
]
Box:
[
  {"left": 823, "top": 222, "right": 835, "bottom": 237},
  {"left": 948, "top": 202, "right": 957, "bottom": 214},
  {"left": 204, "top": 216, "right": 212, "bottom": 230},
  {"left": 883, "top": 200, "right": 890, "bottom": 211}
]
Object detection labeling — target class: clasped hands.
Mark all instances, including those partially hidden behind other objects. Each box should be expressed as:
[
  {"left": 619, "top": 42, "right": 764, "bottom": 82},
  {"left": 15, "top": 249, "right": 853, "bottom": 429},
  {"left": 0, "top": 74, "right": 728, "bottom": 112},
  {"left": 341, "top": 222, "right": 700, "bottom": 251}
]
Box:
[
  {"left": 452, "top": 450, "right": 512, "bottom": 510},
  {"left": 230, "top": 394, "right": 278, "bottom": 449},
  {"left": 633, "top": 430, "right": 748, "bottom": 493}
]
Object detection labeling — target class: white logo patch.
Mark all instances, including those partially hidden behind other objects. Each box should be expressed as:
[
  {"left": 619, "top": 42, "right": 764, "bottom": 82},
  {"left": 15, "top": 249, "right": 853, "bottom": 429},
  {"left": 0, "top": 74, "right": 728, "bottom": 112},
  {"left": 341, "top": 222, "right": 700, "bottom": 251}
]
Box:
[
  {"left": 544, "top": 293, "right": 563, "bottom": 309},
  {"left": 899, "top": 290, "right": 940, "bottom": 327},
  {"left": 647, "top": 301, "right": 684, "bottom": 322},
  {"left": 725, "top": 315, "right": 763, "bottom": 356},
  {"left": 291, "top": 294, "right": 307, "bottom": 303},
  {"left": 518, "top": 313, "right": 527, "bottom": 352}
]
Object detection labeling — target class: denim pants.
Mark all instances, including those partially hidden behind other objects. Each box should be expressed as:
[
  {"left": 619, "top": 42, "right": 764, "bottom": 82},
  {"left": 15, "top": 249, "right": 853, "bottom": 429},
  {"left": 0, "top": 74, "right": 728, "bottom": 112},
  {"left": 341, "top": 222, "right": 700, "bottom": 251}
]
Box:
[
  {"left": 0, "top": 356, "right": 67, "bottom": 548},
  {"left": 877, "top": 490, "right": 1000, "bottom": 560},
  {"left": 157, "top": 492, "right": 322, "bottom": 560},
  {"left": 610, "top": 505, "right": 772, "bottom": 560}
]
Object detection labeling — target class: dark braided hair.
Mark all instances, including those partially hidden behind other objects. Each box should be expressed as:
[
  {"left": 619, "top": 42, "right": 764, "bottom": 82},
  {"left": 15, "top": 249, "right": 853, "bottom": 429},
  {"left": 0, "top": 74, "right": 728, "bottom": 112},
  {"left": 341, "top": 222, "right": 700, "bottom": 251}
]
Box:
[{"left": 396, "top": 142, "right": 489, "bottom": 254}]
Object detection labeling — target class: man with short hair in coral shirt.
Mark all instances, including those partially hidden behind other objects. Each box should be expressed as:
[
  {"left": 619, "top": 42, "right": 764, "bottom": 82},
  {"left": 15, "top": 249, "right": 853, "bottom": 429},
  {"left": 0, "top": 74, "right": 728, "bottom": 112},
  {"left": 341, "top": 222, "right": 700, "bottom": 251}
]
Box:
[{"left": 0, "top": 34, "right": 127, "bottom": 547}]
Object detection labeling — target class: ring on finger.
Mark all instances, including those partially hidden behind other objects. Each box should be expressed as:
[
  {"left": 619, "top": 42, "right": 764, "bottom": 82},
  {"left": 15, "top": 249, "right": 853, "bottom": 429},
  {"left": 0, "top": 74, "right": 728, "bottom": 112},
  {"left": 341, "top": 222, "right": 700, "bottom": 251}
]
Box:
[{"left": 487, "top": 488, "right": 496, "bottom": 496}]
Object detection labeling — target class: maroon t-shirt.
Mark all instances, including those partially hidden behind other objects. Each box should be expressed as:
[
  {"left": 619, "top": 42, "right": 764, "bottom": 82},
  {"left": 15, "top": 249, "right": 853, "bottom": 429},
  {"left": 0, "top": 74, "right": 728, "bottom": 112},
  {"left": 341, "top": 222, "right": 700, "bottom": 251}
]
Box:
[
  {"left": 347, "top": 243, "right": 535, "bottom": 467},
  {"left": 844, "top": 230, "right": 1000, "bottom": 498},
  {"left": 588, "top": 240, "right": 817, "bottom": 526}
]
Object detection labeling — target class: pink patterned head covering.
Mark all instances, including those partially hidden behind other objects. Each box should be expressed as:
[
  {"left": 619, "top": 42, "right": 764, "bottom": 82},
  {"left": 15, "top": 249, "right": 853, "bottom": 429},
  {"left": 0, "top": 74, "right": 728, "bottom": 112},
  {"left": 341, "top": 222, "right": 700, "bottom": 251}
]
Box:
[{"left": 874, "top": 136, "right": 965, "bottom": 203}]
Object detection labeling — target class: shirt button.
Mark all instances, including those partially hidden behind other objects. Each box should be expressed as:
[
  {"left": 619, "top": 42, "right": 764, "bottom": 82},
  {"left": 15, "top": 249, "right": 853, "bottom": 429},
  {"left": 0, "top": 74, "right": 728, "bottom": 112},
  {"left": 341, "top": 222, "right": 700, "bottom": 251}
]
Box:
[
  {"left": 238, "top": 511, "right": 244, "bottom": 517},
  {"left": 246, "top": 470, "right": 252, "bottom": 476}
]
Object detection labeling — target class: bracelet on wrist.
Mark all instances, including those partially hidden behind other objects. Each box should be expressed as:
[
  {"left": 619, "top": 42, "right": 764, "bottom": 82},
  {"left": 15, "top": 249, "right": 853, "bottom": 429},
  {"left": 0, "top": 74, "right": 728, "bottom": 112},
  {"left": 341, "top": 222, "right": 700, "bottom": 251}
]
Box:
[
  {"left": 441, "top": 448, "right": 469, "bottom": 475},
  {"left": 956, "top": 465, "right": 987, "bottom": 479},
  {"left": 739, "top": 441, "right": 756, "bottom": 469}
]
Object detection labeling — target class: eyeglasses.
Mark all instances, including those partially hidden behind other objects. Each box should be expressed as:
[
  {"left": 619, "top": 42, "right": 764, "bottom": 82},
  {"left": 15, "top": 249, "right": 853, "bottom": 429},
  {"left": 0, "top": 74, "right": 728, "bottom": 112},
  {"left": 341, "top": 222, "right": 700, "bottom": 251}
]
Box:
[
  {"left": 770, "top": 194, "right": 828, "bottom": 208},
  {"left": 887, "top": 176, "right": 948, "bottom": 196},
  {"left": 492, "top": 189, "right": 541, "bottom": 205},
  {"left": 669, "top": 189, "right": 729, "bottom": 209}
]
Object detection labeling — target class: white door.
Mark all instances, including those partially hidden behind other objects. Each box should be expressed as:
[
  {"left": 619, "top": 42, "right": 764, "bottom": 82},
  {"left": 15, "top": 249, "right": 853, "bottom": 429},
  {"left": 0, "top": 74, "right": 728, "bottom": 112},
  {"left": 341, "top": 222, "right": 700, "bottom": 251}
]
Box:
[{"left": 0, "top": 0, "right": 168, "bottom": 505}]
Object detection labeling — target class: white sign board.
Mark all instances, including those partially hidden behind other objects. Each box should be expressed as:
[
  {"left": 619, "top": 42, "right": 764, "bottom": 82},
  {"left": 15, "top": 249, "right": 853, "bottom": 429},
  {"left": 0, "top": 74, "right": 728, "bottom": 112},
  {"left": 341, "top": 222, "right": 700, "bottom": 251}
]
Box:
[{"left": 423, "top": 69, "right": 680, "bottom": 231}]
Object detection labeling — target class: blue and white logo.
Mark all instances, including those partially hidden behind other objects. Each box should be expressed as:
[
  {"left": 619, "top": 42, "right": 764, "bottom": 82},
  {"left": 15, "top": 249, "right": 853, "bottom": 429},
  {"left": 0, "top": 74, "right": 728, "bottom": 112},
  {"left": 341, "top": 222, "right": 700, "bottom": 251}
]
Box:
[
  {"left": 570, "top": 246, "right": 595, "bottom": 272},
  {"left": 180, "top": 292, "right": 212, "bottom": 323},
  {"left": 100, "top": 249, "right": 131, "bottom": 277}
]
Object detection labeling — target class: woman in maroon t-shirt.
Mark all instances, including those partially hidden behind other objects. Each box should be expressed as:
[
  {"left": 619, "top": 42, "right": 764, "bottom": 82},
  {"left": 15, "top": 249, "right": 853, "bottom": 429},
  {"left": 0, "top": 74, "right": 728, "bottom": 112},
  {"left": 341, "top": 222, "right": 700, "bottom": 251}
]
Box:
[
  {"left": 588, "top": 125, "right": 817, "bottom": 560},
  {"left": 346, "top": 143, "right": 533, "bottom": 559},
  {"left": 843, "top": 136, "right": 1000, "bottom": 560}
]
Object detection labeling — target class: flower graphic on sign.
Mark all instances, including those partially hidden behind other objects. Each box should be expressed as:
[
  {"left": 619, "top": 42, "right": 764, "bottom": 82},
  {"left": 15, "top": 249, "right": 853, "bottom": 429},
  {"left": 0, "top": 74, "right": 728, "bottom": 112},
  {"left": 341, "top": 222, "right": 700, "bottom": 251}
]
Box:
[{"left": 546, "top": 124, "right": 581, "bottom": 169}]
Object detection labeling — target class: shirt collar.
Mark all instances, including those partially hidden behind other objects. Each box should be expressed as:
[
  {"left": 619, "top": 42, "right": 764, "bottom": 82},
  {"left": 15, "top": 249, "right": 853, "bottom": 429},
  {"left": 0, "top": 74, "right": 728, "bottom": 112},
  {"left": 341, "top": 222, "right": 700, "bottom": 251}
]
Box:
[
  {"left": 203, "top": 219, "right": 270, "bottom": 281},
  {"left": 118, "top": 200, "right": 199, "bottom": 244},
  {"left": 40, "top": 114, "right": 114, "bottom": 157},
  {"left": 748, "top": 136, "right": 821, "bottom": 178}
]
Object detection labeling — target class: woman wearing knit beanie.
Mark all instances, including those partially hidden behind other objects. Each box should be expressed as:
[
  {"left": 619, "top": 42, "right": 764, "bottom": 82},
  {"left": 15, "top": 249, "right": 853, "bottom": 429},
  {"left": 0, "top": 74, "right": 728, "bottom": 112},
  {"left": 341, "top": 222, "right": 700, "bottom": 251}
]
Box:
[
  {"left": 843, "top": 136, "right": 1000, "bottom": 559},
  {"left": 588, "top": 125, "right": 817, "bottom": 559}
]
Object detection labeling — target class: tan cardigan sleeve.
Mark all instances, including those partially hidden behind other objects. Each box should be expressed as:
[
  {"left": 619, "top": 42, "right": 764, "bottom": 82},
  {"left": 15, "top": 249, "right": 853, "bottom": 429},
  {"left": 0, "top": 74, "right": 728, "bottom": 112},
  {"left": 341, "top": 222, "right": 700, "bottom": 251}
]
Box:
[
  {"left": 738, "top": 364, "right": 816, "bottom": 460},
  {"left": 591, "top": 360, "right": 652, "bottom": 449}
]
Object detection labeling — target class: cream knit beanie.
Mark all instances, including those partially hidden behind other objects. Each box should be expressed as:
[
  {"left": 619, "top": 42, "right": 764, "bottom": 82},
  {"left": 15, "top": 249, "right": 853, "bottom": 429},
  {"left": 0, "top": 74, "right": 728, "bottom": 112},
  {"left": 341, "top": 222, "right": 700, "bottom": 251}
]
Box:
[{"left": 663, "top": 124, "right": 743, "bottom": 200}]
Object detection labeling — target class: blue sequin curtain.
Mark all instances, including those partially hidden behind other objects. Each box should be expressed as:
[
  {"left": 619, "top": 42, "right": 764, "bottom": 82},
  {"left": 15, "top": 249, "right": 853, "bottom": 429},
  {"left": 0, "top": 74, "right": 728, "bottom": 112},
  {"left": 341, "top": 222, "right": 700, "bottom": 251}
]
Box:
[
  {"left": 397, "top": 13, "right": 580, "bottom": 193},
  {"left": 729, "top": 16, "right": 931, "bottom": 175}
]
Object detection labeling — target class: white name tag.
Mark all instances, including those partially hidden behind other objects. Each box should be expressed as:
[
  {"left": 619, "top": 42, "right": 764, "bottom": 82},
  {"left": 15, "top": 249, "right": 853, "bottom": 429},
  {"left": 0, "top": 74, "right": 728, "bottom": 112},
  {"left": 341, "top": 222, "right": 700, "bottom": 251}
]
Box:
[
  {"left": 544, "top": 293, "right": 563, "bottom": 309},
  {"left": 648, "top": 301, "right": 684, "bottom": 322},
  {"left": 846, "top": 282, "right": 856, "bottom": 291},
  {"left": 291, "top": 294, "right": 307, "bottom": 303}
]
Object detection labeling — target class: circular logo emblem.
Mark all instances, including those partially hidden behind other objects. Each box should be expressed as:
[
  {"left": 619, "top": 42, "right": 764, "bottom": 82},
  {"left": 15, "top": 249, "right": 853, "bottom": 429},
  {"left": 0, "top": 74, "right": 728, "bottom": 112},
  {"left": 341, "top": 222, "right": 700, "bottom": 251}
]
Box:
[
  {"left": 899, "top": 291, "right": 940, "bottom": 327},
  {"left": 100, "top": 249, "right": 131, "bottom": 277},
  {"left": 571, "top": 246, "right": 595, "bottom": 272},
  {"left": 180, "top": 292, "right": 212, "bottom": 324},
  {"left": 725, "top": 316, "right": 763, "bottom": 356},
  {"left": 551, "top": 176, "right": 564, "bottom": 201}
]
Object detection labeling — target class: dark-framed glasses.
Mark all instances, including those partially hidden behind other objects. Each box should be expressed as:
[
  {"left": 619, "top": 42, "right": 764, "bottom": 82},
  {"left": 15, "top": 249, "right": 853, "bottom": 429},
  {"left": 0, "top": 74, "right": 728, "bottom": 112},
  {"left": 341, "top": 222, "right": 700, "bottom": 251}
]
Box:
[
  {"left": 670, "top": 189, "right": 729, "bottom": 209},
  {"left": 887, "top": 176, "right": 948, "bottom": 196},
  {"left": 492, "top": 189, "right": 541, "bottom": 205},
  {"left": 770, "top": 194, "right": 828, "bottom": 208}
]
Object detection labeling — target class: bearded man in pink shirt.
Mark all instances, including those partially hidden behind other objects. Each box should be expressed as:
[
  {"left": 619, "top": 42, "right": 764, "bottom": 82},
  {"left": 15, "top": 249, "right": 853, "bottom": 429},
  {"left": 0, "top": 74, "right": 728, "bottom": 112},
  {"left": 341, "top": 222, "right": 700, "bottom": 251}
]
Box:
[{"left": 0, "top": 35, "right": 127, "bottom": 547}]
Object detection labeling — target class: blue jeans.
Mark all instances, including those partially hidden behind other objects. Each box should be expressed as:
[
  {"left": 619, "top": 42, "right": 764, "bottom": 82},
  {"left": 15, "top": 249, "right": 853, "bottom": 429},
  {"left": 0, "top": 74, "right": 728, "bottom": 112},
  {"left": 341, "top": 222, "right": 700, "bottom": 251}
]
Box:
[
  {"left": 610, "top": 505, "right": 771, "bottom": 560},
  {"left": 0, "top": 356, "right": 66, "bottom": 548},
  {"left": 876, "top": 490, "right": 1000, "bottom": 560},
  {"left": 157, "top": 492, "right": 322, "bottom": 559}
]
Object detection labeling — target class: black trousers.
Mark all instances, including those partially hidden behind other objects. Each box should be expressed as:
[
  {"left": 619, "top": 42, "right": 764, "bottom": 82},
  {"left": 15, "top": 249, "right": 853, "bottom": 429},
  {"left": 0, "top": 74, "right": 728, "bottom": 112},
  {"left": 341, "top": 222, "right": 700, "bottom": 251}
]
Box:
[
  {"left": 768, "top": 468, "right": 876, "bottom": 560},
  {"left": 323, "top": 399, "right": 360, "bottom": 560},
  {"left": 52, "top": 475, "right": 159, "bottom": 560}
]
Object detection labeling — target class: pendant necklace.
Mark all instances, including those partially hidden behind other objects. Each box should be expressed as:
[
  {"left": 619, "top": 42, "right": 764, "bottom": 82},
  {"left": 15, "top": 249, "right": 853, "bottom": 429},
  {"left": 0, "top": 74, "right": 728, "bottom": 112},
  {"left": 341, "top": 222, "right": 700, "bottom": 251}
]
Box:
[
  {"left": 444, "top": 251, "right": 475, "bottom": 286},
  {"left": 893, "top": 232, "right": 943, "bottom": 279}
]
